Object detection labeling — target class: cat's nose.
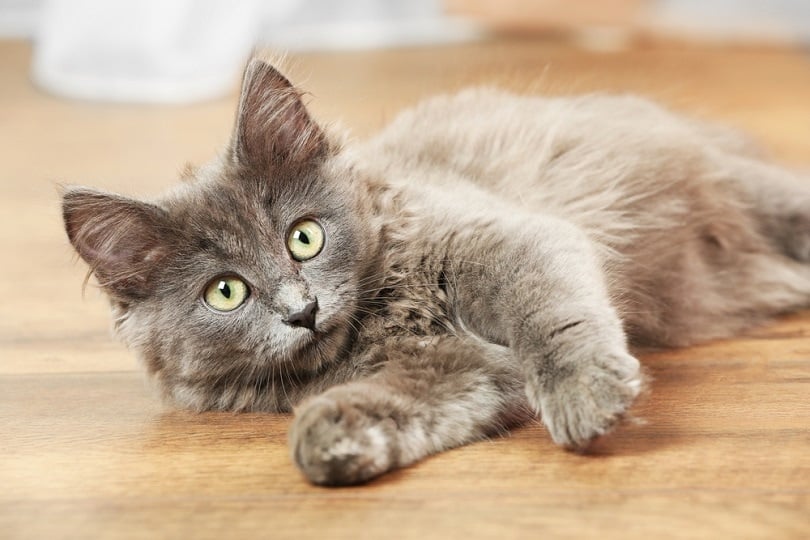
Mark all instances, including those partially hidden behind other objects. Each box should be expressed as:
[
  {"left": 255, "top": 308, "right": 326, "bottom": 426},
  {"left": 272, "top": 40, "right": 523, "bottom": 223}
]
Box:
[{"left": 283, "top": 299, "right": 318, "bottom": 331}]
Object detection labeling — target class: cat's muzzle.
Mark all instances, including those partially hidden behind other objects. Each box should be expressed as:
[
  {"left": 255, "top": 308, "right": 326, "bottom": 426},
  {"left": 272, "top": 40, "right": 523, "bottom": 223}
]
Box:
[{"left": 283, "top": 299, "right": 319, "bottom": 332}]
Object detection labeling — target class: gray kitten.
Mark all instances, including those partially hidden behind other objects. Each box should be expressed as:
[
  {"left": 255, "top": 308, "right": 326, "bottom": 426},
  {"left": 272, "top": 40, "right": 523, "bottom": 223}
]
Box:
[{"left": 62, "top": 59, "right": 810, "bottom": 485}]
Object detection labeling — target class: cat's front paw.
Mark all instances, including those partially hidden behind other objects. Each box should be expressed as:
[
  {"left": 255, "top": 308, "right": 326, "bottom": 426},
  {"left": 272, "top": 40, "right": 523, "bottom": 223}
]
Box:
[
  {"left": 290, "top": 397, "right": 398, "bottom": 486},
  {"left": 534, "top": 351, "right": 643, "bottom": 450}
]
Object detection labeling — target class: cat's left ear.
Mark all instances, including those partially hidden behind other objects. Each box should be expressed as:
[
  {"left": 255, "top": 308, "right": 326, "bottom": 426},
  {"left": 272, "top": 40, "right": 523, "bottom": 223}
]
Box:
[
  {"left": 229, "top": 59, "right": 327, "bottom": 171},
  {"left": 62, "top": 188, "right": 172, "bottom": 300}
]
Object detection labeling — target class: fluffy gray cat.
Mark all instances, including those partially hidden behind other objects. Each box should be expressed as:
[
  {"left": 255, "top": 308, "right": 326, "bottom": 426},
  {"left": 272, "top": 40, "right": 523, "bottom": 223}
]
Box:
[{"left": 62, "top": 59, "right": 810, "bottom": 485}]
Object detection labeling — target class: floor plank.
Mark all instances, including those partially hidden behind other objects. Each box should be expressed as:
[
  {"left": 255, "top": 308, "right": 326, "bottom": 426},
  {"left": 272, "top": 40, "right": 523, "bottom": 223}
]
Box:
[{"left": 2, "top": 37, "right": 810, "bottom": 539}]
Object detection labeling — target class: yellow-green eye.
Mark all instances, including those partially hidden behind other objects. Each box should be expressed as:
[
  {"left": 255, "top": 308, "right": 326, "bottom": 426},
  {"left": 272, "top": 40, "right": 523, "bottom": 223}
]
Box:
[
  {"left": 203, "top": 276, "right": 249, "bottom": 312},
  {"left": 287, "top": 219, "right": 325, "bottom": 261}
]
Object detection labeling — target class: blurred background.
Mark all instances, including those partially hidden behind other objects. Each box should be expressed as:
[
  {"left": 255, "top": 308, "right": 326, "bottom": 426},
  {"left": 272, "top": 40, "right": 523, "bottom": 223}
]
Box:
[
  {"left": 2, "top": 3, "right": 810, "bottom": 539},
  {"left": 1, "top": 0, "right": 809, "bottom": 104}
]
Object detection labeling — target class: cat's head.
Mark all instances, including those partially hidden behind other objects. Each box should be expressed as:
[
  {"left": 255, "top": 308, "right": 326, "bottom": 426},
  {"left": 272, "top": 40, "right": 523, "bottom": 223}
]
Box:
[{"left": 62, "top": 59, "right": 379, "bottom": 411}]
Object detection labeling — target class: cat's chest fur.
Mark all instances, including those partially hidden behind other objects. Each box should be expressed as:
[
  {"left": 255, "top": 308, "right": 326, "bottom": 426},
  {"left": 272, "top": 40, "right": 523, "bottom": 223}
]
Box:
[{"left": 356, "top": 174, "right": 509, "bottom": 345}]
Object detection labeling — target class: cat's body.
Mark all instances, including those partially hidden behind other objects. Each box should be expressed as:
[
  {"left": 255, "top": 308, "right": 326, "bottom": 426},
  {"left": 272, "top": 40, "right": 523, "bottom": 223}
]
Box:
[
  {"left": 368, "top": 89, "right": 810, "bottom": 344},
  {"left": 63, "top": 60, "right": 810, "bottom": 485}
]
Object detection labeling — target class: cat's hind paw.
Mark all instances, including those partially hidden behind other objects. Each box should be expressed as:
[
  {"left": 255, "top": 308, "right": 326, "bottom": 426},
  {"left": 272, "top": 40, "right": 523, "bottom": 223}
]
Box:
[
  {"left": 290, "top": 396, "right": 398, "bottom": 486},
  {"left": 534, "top": 352, "right": 643, "bottom": 450},
  {"left": 780, "top": 212, "right": 810, "bottom": 262}
]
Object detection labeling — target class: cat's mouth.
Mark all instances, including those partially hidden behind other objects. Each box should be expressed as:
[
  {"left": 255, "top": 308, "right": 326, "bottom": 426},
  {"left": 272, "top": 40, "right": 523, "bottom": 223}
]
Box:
[
  {"left": 270, "top": 294, "right": 355, "bottom": 369},
  {"left": 283, "top": 305, "right": 337, "bottom": 344},
  {"left": 282, "top": 299, "right": 319, "bottom": 332},
  {"left": 274, "top": 311, "right": 350, "bottom": 373}
]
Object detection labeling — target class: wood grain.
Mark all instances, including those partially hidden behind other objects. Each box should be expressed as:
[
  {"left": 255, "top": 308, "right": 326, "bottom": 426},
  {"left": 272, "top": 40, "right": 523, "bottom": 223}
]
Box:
[{"left": 2, "top": 37, "right": 810, "bottom": 539}]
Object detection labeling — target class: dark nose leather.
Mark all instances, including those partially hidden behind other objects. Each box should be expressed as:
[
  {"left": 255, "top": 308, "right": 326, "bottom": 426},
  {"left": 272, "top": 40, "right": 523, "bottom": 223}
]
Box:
[{"left": 284, "top": 300, "right": 318, "bottom": 331}]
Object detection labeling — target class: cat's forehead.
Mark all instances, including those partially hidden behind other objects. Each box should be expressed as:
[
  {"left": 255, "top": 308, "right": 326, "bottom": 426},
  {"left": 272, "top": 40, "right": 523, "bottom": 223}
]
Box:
[
  {"left": 163, "top": 156, "right": 350, "bottom": 249},
  {"left": 163, "top": 177, "right": 272, "bottom": 247}
]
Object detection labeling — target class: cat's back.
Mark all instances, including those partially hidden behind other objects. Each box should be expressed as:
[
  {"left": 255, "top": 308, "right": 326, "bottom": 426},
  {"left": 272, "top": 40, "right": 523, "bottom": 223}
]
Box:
[
  {"left": 363, "top": 87, "right": 693, "bottom": 181},
  {"left": 358, "top": 87, "right": 756, "bottom": 243},
  {"left": 365, "top": 87, "right": 750, "bottom": 172}
]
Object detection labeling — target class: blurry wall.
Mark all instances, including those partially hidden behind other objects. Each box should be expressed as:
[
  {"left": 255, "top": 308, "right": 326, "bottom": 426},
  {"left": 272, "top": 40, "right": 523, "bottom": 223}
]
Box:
[
  {"left": 3, "top": 0, "right": 809, "bottom": 45},
  {"left": 0, "top": 0, "right": 807, "bottom": 104},
  {"left": 448, "top": 0, "right": 810, "bottom": 44}
]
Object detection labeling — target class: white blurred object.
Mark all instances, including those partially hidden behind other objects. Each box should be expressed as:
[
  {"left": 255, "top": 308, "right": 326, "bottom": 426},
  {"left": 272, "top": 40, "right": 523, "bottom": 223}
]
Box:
[
  {"left": 32, "top": 0, "right": 263, "bottom": 104},
  {"left": 258, "top": 0, "right": 479, "bottom": 51},
  {"left": 29, "top": 0, "right": 477, "bottom": 104}
]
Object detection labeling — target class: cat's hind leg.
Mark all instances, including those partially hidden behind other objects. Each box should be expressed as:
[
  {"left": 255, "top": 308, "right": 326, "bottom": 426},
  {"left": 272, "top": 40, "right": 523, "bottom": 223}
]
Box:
[
  {"left": 619, "top": 161, "right": 810, "bottom": 348},
  {"left": 724, "top": 154, "right": 810, "bottom": 262},
  {"left": 649, "top": 156, "right": 810, "bottom": 345}
]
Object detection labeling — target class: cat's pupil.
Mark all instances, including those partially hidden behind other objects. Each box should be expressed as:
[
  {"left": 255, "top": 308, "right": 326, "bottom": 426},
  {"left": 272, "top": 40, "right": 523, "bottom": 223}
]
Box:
[
  {"left": 218, "top": 281, "right": 231, "bottom": 299},
  {"left": 296, "top": 231, "right": 310, "bottom": 245}
]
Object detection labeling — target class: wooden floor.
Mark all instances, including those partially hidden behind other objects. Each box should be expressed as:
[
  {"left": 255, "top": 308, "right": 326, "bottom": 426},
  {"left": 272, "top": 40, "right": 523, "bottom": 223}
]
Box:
[{"left": 2, "top": 37, "right": 810, "bottom": 539}]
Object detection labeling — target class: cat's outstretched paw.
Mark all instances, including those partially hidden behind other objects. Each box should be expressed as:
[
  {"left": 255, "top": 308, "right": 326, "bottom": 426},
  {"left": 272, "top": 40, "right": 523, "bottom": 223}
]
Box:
[
  {"left": 290, "top": 397, "right": 398, "bottom": 486},
  {"left": 534, "top": 351, "right": 643, "bottom": 450}
]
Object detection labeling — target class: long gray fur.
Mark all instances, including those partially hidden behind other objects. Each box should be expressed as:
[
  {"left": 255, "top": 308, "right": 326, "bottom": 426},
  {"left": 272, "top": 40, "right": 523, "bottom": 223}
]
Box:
[{"left": 62, "top": 59, "right": 810, "bottom": 485}]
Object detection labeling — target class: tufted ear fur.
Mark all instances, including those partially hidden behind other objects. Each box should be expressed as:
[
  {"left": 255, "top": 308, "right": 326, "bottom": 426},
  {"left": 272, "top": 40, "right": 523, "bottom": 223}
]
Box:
[
  {"left": 229, "top": 59, "right": 327, "bottom": 172},
  {"left": 62, "top": 188, "right": 172, "bottom": 300}
]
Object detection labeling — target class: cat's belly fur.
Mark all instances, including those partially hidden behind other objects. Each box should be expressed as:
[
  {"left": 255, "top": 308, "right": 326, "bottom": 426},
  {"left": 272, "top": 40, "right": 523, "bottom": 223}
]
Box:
[{"left": 357, "top": 88, "right": 808, "bottom": 347}]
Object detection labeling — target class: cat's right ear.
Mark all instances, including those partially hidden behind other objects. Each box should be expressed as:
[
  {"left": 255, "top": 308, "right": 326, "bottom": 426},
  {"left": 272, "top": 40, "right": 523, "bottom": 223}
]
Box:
[
  {"left": 62, "top": 188, "right": 171, "bottom": 300},
  {"left": 229, "top": 58, "right": 327, "bottom": 172}
]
